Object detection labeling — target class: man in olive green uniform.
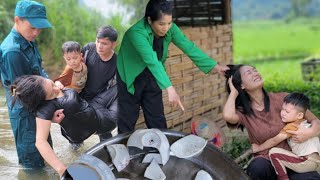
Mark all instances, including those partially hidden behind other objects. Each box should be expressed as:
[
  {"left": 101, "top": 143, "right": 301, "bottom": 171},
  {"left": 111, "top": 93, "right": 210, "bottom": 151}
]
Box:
[{"left": 0, "top": 0, "right": 57, "bottom": 168}]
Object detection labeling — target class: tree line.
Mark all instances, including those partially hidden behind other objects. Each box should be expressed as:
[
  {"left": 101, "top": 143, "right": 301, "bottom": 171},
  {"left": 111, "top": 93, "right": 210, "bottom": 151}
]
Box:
[{"left": 232, "top": 0, "right": 319, "bottom": 21}]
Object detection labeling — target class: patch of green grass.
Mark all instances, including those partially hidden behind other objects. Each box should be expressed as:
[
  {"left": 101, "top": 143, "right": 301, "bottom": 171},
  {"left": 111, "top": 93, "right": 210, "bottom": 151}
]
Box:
[
  {"left": 233, "top": 19, "right": 320, "bottom": 61},
  {"left": 251, "top": 58, "right": 304, "bottom": 82}
]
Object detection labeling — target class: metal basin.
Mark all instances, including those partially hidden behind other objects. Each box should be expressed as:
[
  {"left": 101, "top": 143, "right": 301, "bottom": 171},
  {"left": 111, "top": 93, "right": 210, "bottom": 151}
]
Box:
[{"left": 82, "top": 129, "right": 249, "bottom": 180}]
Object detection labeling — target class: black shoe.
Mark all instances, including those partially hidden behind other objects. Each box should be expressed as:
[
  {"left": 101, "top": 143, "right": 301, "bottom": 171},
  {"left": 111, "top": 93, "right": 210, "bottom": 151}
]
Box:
[
  {"left": 70, "top": 142, "right": 83, "bottom": 151},
  {"left": 99, "top": 133, "right": 112, "bottom": 142}
]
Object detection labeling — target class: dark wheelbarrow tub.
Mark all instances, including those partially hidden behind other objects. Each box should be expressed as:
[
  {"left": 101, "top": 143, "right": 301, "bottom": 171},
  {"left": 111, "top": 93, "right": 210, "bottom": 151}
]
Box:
[{"left": 63, "top": 129, "right": 249, "bottom": 180}]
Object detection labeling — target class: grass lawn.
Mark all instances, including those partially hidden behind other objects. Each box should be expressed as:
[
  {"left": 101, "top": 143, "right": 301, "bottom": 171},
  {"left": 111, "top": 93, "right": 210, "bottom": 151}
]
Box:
[
  {"left": 232, "top": 18, "right": 320, "bottom": 95},
  {"left": 250, "top": 58, "right": 304, "bottom": 83},
  {"left": 233, "top": 19, "right": 320, "bottom": 62}
]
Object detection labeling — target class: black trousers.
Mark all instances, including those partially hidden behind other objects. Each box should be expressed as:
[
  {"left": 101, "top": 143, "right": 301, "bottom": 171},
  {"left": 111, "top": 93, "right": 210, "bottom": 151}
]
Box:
[
  {"left": 65, "top": 85, "right": 118, "bottom": 142},
  {"left": 117, "top": 68, "right": 167, "bottom": 133},
  {"left": 88, "top": 85, "right": 118, "bottom": 141},
  {"left": 246, "top": 157, "right": 320, "bottom": 180}
]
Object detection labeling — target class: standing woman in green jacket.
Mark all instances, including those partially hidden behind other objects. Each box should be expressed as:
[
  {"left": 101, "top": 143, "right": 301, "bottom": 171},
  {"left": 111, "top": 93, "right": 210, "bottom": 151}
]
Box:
[{"left": 117, "top": 0, "right": 229, "bottom": 133}]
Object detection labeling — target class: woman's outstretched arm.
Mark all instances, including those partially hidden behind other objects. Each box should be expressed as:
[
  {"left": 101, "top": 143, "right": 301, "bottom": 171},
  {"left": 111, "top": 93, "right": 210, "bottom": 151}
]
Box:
[{"left": 35, "top": 117, "right": 67, "bottom": 177}]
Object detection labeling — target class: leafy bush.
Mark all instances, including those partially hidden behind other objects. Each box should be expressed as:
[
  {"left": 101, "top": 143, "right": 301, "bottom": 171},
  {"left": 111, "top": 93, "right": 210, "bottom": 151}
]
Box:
[
  {"left": 222, "top": 136, "right": 251, "bottom": 168},
  {"left": 265, "top": 78, "right": 320, "bottom": 117}
]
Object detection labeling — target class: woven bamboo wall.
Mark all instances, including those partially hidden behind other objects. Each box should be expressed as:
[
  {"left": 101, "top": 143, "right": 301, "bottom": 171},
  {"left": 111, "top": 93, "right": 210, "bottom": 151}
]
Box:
[{"left": 135, "top": 24, "right": 233, "bottom": 134}]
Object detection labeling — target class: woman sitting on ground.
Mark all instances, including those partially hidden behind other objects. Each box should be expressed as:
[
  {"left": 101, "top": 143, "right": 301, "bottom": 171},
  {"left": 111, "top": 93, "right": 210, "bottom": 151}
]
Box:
[
  {"left": 10, "top": 75, "right": 116, "bottom": 177},
  {"left": 222, "top": 64, "right": 320, "bottom": 180}
]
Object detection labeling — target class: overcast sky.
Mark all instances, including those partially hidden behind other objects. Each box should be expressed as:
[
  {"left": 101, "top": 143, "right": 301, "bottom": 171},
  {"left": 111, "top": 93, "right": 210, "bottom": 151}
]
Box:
[{"left": 82, "top": 0, "right": 132, "bottom": 23}]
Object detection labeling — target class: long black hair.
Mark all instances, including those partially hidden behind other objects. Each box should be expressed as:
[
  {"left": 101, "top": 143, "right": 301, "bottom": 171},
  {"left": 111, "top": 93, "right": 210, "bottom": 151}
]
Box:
[
  {"left": 224, "top": 64, "right": 270, "bottom": 116},
  {"left": 144, "top": 0, "right": 173, "bottom": 22},
  {"left": 10, "top": 75, "right": 46, "bottom": 112}
]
